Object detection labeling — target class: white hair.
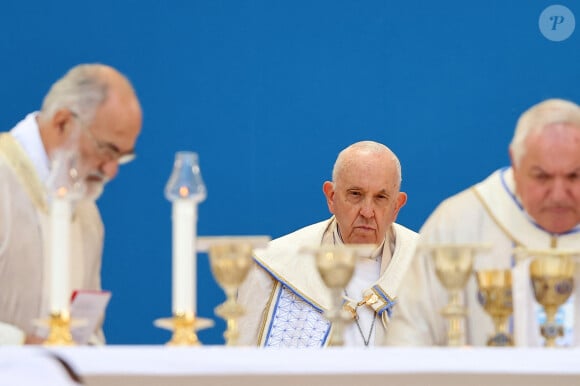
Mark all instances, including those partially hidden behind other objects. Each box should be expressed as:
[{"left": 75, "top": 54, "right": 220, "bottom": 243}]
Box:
[
  {"left": 38, "top": 64, "right": 110, "bottom": 124},
  {"left": 332, "top": 140, "right": 403, "bottom": 188},
  {"left": 510, "top": 99, "right": 580, "bottom": 166}
]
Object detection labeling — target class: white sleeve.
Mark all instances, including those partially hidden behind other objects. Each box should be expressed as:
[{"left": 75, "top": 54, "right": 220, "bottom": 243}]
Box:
[{"left": 0, "top": 321, "right": 25, "bottom": 345}]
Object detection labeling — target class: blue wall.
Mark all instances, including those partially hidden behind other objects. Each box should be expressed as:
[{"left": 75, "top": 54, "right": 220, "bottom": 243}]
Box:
[{"left": 1, "top": 1, "right": 578, "bottom": 345}]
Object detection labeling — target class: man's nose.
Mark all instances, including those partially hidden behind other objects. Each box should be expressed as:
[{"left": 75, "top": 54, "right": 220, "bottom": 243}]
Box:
[
  {"left": 550, "top": 178, "right": 570, "bottom": 201},
  {"left": 359, "top": 200, "right": 375, "bottom": 218},
  {"left": 100, "top": 159, "right": 119, "bottom": 180}
]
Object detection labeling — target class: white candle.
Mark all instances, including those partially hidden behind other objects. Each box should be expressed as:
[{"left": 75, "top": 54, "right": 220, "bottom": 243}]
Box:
[
  {"left": 172, "top": 198, "right": 197, "bottom": 315},
  {"left": 49, "top": 196, "right": 71, "bottom": 314}
]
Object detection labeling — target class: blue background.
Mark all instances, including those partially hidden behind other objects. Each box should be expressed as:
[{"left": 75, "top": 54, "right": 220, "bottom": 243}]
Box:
[{"left": 0, "top": 1, "right": 578, "bottom": 345}]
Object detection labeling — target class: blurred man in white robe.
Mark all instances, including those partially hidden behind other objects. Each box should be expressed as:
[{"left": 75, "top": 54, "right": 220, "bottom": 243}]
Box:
[
  {"left": 386, "top": 99, "right": 580, "bottom": 347},
  {"left": 0, "top": 64, "right": 142, "bottom": 344},
  {"left": 237, "top": 141, "right": 418, "bottom": 347}
]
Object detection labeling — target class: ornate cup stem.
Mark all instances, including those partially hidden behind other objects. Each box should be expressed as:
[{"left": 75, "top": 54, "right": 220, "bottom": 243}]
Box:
[
  {"left": 493, "top": 316, "right": 509, "bottom": 338},
  {"left": 327, "top": 287, "right": 348, "bottom": 346},
  {"left": 215, "top": 289, "right": 244, "bottom": 346},
  {"left": 543, "top": 306, "right": 559, "bottom": 348},
  {"left": 445, "top": 290, "right": 464, "bottom": 347},
  {"left": 224, "top": 318, "right": 240, "bottom": 346},
  {"left": 488, "top": 315, "right": 513, "bottom": 346}
]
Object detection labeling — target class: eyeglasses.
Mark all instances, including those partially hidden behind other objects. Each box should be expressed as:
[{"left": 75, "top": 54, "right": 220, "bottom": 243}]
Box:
[{"left": 70, "top": 111, "right": 136, "bottom": 165}]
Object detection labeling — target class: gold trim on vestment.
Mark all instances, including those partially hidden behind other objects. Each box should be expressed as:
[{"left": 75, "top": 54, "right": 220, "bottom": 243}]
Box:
[
  {"left": 0, "top": 133, "right": 47, "bottom": 213},
  {"left": 471, "top": 186, "right": 525, "bottom": 248},
  {"left": 257, "top": 258, "right": 327, "bottom": 311},
  {"left": 257, "top": 276, "right": 279, "bottom": 346}
]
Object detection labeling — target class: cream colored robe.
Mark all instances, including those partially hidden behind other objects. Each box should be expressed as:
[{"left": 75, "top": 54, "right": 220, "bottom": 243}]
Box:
[
  {"left": 386, "top": 168, "right": 580, "bottom": 347},
  {"left": 237, "top": 217, "right": 419, "bottom": 347},
  {"left": 0, "top": 133, "right": 104, "bottom": 344}
]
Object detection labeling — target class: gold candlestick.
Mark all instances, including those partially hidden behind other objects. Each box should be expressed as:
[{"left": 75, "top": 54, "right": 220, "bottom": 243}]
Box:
[
  {"left": 159, "top": 151, "right": 212, "bottom": 346},
  {"left": 168, "top": 312, "right": 200, "bottom": 346},
  {"left": 44, "top": 311, "right": 74, "bottom": 346},
  {"left": 154, "top": 313, "right": 214, "bottom": 346}
]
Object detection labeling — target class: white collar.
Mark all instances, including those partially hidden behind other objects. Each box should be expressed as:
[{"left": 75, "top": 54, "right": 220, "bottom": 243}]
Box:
[{"left": 10, "top": 112, "right": 50, "bottom": 183}]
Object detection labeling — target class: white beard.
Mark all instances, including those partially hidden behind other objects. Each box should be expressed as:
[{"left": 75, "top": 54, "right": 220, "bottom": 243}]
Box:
[
  {"left": 83, "top": 172, "right": 108, "bottom": 201},
  {"left": 85, "top": 180, "right": 105, "bottom": 200}
]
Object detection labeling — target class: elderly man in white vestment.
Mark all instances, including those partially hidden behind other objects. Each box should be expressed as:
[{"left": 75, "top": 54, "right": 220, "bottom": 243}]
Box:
[
  {"left": 386, "top": 99, "right": 580, "bottom": 347},
  {"left": 237, "top": 141, "right": 419, "bottom": 347},
  {"left": 0, "top": 64, "right": 142, "bottom": 344}
]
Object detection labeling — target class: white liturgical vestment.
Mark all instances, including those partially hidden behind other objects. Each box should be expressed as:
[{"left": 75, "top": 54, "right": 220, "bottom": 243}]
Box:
[
  {"left": 386, "top": 168, "right": 580, "bottom": 347},
  {"left": 237, "top": 217, "right": 419, "bottom": 347},
  {"left": 0, "top": 114, "right": 104, "bottom": 344}
]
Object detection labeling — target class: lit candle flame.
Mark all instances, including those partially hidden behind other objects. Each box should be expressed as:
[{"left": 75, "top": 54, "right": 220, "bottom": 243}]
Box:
[
  {"left": 57, "top": 186, "right": 68, "bottom": 198},
  {"left": 179, "top": 186, "right": 190, "bottom": 198}
]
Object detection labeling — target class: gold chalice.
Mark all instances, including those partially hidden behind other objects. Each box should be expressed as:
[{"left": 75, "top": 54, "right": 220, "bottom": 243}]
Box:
[
  {"left": 209, "top": 242, "right": 254, "bottom": 346},
  {"left": 314, "top": 246, "right": 357, "bottom": 346},
  {"left": 423, "top": 244, "right": 489, "bottom": 346},
  {"left": 530, "top": 254, "right": 575, "bottom": 348},
  {"left": 476, "top": 269, "right": 514, "bottom": 346}
]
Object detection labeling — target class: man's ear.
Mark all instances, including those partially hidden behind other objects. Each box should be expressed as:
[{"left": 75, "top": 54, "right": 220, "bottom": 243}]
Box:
[
  {"left": 38, "top": 109, "right": 75, "bottom": 156},
  {"left": 392, "top": 192, "right": 408, "bottom": 219},
  {"left": 508, "top": 148, "right": 517, "bottom": 172},
  {"left": 51, "top": 109, "right": 74, "bottom": 137},
  {"left": 322, "top": 181, "right": 335, "bottom": 214}
]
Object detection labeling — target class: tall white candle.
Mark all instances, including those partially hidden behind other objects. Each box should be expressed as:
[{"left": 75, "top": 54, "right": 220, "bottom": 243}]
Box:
[
  {"left": 49, "top": 195, "right": 71, "bottom": 314},
  {"left": 172, "top": 198, "right": 197, "bottom": 314}
]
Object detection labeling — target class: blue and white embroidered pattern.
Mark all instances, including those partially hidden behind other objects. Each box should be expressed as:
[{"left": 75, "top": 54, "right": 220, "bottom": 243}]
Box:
[{"left": 265, "top": 286, "right": 330, "bottom": 348}]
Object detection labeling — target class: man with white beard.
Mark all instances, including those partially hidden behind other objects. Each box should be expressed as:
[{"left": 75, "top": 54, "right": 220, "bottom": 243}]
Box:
[
  {"left": 386, "top": 99, "right": 580, "bottom": 347},
  {"left": 0, "top": 64, "right": 142, "bottom": 345}
]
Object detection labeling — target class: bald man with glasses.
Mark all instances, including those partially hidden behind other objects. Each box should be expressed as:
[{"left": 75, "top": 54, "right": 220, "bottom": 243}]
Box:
[{"left": 0, "top": 64, "right": 142, "bottom": 344}]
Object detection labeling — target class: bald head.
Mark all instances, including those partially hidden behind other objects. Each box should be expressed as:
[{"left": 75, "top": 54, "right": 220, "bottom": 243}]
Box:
[
  {"left": 323, "top": 140, "right": 407, "bottom": 244},
  {"left": 332, "top": 141, "right": 402, "bottom": 189}
]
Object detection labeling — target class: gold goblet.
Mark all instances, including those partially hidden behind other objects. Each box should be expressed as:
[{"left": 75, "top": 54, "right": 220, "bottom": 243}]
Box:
[
  {"left": 476, "top": 269, "right": 514, "bottom": 346},
  {"left": 423, "top": 244, "right": 488, "bottom": 346},
  {"left": 530, "top": 254, "right": 575, "bottom": 348},
  {"left": 314, "top": 246, "right": 357, "bottom": 346},
  {"left": 209, "top": 242, "right": 254, "bottom": 346}
]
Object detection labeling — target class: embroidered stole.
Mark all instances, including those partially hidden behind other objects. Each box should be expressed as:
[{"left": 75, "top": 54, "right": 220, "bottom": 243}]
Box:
[{"left": 254, "top": 218, "right": 418, "bottom": 347}]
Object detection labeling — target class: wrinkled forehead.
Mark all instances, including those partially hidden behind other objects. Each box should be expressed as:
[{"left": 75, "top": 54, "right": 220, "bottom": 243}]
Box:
[
  {"left": 336, "top": 153, "right": 400, "bottom": 190},
  {"left": 525, "top": 122, "right": 580, "bottom": 147}
]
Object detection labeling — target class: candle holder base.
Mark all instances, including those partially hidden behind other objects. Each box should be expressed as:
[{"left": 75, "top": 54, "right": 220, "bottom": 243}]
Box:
[
  {"left": 154, "top": 313, "right": 214, "bottom": 346},
  {"left": 36, "top": 312, "right": 78, "bottom": 346}
]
